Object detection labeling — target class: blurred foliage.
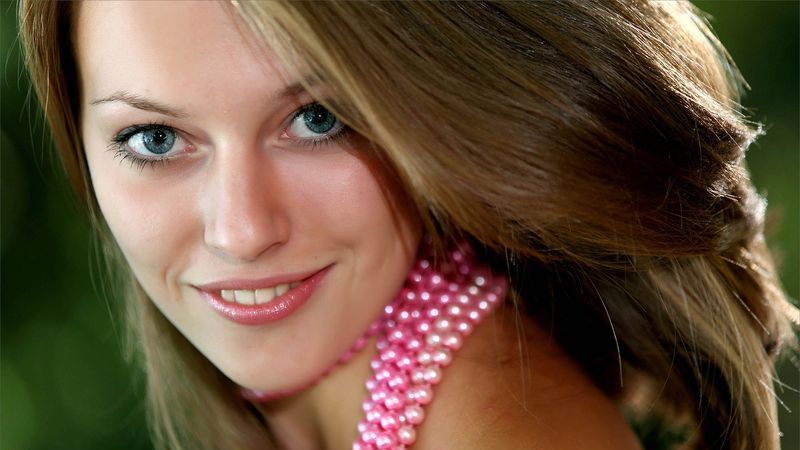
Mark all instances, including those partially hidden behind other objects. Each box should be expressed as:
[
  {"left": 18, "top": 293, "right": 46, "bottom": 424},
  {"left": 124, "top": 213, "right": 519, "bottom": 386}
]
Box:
[{"left": 1, "top": 1, "right": 797, "bottom": 449}]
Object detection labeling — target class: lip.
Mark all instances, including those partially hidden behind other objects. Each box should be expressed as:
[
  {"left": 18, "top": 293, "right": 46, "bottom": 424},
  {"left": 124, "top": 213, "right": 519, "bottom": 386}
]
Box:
[{"left": 194, "top": 265, "right": 332, "bottom": 326}]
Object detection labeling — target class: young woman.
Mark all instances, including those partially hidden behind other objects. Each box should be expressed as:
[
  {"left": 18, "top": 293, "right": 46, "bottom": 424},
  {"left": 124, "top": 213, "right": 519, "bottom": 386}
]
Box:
[{"left": 19, "top": 1, "right": 798, "bottom": 449}]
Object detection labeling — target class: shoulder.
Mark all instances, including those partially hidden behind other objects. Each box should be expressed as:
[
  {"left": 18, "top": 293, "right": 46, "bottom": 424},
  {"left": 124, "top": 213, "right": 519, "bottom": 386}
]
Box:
[{"left": 413, "top": 305, "right": 643, "bottom": 449}]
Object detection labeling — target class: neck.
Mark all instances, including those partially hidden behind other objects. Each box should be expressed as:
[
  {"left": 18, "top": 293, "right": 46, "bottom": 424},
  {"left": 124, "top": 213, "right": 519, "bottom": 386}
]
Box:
[
  {"left": 255, "top": 303, "right": 532, "bottom": 449},
  {"left": 253, "top": 240, "right": 510, "bottom": 449},
  {"left": 256, "top": 334, "right": 380, "bottom": 449}
]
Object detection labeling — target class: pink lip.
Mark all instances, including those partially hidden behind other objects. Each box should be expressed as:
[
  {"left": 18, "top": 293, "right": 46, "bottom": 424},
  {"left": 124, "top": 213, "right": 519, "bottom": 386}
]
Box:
[{"left": 194, "top": 265, "right": 332, "bottom": 326}]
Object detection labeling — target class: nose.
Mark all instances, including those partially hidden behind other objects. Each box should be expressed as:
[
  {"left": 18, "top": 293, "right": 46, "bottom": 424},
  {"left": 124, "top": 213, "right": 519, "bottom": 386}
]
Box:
[{"left": 203, "top": 146, "right": 289, "bottom": 262}]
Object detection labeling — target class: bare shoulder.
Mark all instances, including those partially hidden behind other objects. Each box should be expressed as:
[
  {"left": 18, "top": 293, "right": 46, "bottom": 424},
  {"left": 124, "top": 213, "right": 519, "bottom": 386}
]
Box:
[{"left": 414, "top": 306, "right": 643, "bottom": 449}]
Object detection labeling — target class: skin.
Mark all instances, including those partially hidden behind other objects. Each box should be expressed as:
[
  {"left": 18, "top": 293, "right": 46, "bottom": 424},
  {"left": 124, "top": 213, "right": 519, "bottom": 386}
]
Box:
[{"left": 75, "top": 1, "right": 643, "bottom": 448}]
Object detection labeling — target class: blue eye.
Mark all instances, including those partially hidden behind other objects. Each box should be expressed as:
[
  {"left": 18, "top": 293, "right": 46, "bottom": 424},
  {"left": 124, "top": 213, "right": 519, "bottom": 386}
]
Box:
[
  {"left": 126, "top": 126, "right": 177, "bottom": 156},
  {"left": 109, "top": 123, "right": 189, "bottom": 170},
  {"left": 288, "top": 103, "right": 344, "bottom": 139}
]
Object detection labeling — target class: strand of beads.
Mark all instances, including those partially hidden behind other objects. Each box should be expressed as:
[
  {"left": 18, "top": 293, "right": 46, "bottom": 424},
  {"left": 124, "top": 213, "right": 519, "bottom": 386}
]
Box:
[{"left": 353, "top": 243, "right": 507, "bottom": 450}]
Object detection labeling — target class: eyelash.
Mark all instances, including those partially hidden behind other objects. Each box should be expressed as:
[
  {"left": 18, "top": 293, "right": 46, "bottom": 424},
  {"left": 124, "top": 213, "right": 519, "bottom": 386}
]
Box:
[{"left": 107, "top": 103, "right": 352, "bottom": 171}]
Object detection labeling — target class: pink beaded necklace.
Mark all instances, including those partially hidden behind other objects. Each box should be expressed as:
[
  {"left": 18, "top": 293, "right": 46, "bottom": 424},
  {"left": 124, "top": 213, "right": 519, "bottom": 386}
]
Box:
[{"left": 242, "top": 240, "right": 508, "bottom": 449}]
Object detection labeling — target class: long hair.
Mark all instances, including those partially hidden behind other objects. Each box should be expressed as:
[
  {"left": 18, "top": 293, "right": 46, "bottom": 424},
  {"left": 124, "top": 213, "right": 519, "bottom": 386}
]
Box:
[{"left": 19, "top": 1, "right": 799, "bottom": 449}]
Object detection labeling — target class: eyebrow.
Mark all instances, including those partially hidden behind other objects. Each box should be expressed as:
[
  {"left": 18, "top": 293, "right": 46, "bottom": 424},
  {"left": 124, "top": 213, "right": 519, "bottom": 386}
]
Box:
[{"left": 90, "top": 82, "right": 309, "bottom": 118}]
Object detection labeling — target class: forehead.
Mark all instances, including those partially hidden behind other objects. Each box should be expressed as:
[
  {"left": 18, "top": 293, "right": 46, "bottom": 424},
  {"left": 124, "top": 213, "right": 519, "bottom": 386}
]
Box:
[{"left": 75, "top": 0, "right": 287, "bottom": 112}]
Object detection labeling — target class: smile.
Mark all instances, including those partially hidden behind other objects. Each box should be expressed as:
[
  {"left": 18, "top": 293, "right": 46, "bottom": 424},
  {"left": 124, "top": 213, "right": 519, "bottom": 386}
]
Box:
[
  {"left": 194, "top": 265, "right": 333, "bottom": 326},
  {"left": 220, "top": 282, "right": 302, "bottom": 305}
]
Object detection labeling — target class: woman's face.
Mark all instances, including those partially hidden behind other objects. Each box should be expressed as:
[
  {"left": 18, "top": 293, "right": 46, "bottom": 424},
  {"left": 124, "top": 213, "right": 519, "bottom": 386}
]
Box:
[{"left": 76, "top": 1, "right": 421, "bottom": 392}]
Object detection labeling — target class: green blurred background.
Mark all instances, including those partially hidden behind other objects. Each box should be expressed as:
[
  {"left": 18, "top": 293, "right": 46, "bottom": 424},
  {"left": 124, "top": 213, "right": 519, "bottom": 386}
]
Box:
[{"left": 1, "top": 1, "right": 797, "bottom": 449}]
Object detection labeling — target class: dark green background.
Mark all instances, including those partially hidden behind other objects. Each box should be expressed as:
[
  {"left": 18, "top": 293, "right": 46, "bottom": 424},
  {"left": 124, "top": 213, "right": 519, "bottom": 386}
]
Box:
[{"left": 2, "top": 1, "right": 797, "bottom": 449}]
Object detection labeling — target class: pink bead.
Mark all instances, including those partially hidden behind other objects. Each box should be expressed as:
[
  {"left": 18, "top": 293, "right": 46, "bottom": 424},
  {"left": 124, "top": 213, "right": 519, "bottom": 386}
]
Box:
[
  {"left": 486, "top": 292, "right": 499, "bottom": 303},
  {"left": 448, "top": 282, "right": 460, "bottom": 292},
  {"left": 366, "top": 406, "right": 386, "bottom": 423},
  {"left": 354, "top": 336, "right": 368, "bottom": 350},
  {"left": 415, "top": 320, "right": 432, "bottom": 334},
  {"left": 446, "top": 304, "right": 462, "bottom": 316},
  {"left": 339, "top": 350, "right": 354, "bottom": 363},
  {"left": 384, "top": 304, "right": 395, "bottom": 315},
  {"left": 423, "top": 365, "right": 442, "bottom": 384},
  {"left": 371, "top": 388, "right": 388, "bottom": 404},
  {"left": 458, "top": 294, "right": 471, "bottom": 305},
  {"left": 474, "top": 275, "right": 487, "bottom": 287},
  {"left": 443, "top": 332, "right": 463, "bottom": 350},
  {"left": 408, "top": 271, "right": 423, "bottom": 284},
  {"left": 366, "top": 376, "right": 378, "bottom": 390},
  {"left": 387, "top": 329, "right": 405, "bottom": 343},
  {"left": 432, "top": 348, "right": 453, "bottom": 365},
  {"left": 420, "top": 291, "right": 431, "bottom": 302},
  {"left": 478, "top": 300, "right": 490, "bottom": 311},
  {"left": 417, "top": 350, "right": 433, "bottom": 365},
  {"left": 418, "top": 259, "right": 431, "bottom": 270},
  {"left": 396, "top": 310, "right": 412, "bottom": 323},
  {"left": 380, "top": 347, "right": 399, "bottom": 363},
  {"left": 451, "top": 250, "right": 464, "bottom": 262},
  {"left": 455, "top": 320, "right": 473, "bottom": 335},
  {"left": 468, "top": 285, "right": 479, "bottom": 296},
  {"left": 426, "top": 307, "right": 441, "bottom": 319},
  {"left": 414, "top": 385, "right": 433, "bottom": 405},
  {"left": 425, "top": 332, "right": 442, "bottom": 347},
  {"left": 404, "top": 337, "right": 422, "bottom": 351},
  {"left": 410, "top": 367, "right": 426, "bottom": 384},
  {"left": 404, "top": 405, "right": 425, "bottom": 425},
  {"left": 435, "top": 317, "right": 452, "bottom": 331},
  {"left": 375, "top": 368, "right": 392, "bottom": 381},
  {"left": 362, "top": 426, "right": 380, "bottom": 443},
  {"left": 467, "top": 309, "right": 481, "bottom": 322},
  {"left": 397, "top": 426, "right": 417, "bottom": 445},
  {"left": 402, "top": 289, "right": 416, "bottom": 302},
  {"left": 384, "top": 392, "right": 404, "bottom": 410},
  {"left": 375, "top": 433, "right": 397, "bottom": 449},
  {"left": 379, "top": 412, "right": 401, "bottom": 431},
  {"left": 363, "top": 400, "right": 376, "bottom": 412},
  {"left": 436, "top": 293, "right": 451, "bottom": 304},
  {"left": 387, "top": 373, "right": 408, "bottom": 390},
  {"left": 358, "top": 419, "right": 370, "bottom": 433},
  {"left": 395, "top": 355, "right": 415, "bottom": 370}
]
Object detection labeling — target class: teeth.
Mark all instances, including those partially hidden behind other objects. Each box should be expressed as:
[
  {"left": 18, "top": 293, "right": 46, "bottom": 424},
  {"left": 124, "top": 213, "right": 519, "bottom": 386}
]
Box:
[
  {"left": 255, "top": 288, "right": 276, "bottom": 304},
  {"left": 234, "top": 290, "right": 255, "bottom": 305},
  {"left": 220, "top": 282, "right": 297, "bottom": 305}
]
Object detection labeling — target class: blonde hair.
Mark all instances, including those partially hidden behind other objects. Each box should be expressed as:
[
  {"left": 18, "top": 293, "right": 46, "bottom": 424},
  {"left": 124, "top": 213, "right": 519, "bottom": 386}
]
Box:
[{"left": 19, "top": 1, "right": 799, "bottom": 449}]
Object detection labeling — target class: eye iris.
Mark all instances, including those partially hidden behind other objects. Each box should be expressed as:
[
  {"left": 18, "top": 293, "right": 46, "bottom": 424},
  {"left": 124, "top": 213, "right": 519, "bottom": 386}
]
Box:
[
  {"left": 142, "top": 128, "right": 175, "bottom": 154},
  {"left": 303, "top": 105, "right": 336, "bottom": 134}
]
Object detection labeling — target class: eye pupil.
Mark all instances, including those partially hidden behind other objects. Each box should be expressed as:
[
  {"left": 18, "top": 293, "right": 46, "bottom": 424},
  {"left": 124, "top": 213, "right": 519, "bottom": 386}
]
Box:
[
  {"left": 303, "top": 104, "right": 336, "bottom": 134},
  {"left": 142, "top": 128, "right": 175, "bottom": 154}
]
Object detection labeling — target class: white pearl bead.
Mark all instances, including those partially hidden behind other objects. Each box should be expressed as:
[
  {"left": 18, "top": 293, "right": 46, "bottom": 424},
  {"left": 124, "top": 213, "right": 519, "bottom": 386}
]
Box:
[
  {"left": 425, "top": 332, "right": 442, "bottom": 347},
  {"left": 423, "top": 366, "right": 442, "bottom": 384},
  {"left": 397, "top": 426, "right": 416, "bottom": 445},
  {"left": 404, "top": 405, "right": 425, "bottom": 425}
]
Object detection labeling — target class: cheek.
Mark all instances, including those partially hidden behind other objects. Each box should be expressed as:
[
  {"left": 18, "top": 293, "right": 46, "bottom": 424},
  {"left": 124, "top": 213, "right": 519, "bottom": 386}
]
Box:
[
  {"left": 284, "top": 153, "right": 411, "bottom": 243},
  {"left": 87, "top": 154, "right": 196, "bottom": 282}
]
